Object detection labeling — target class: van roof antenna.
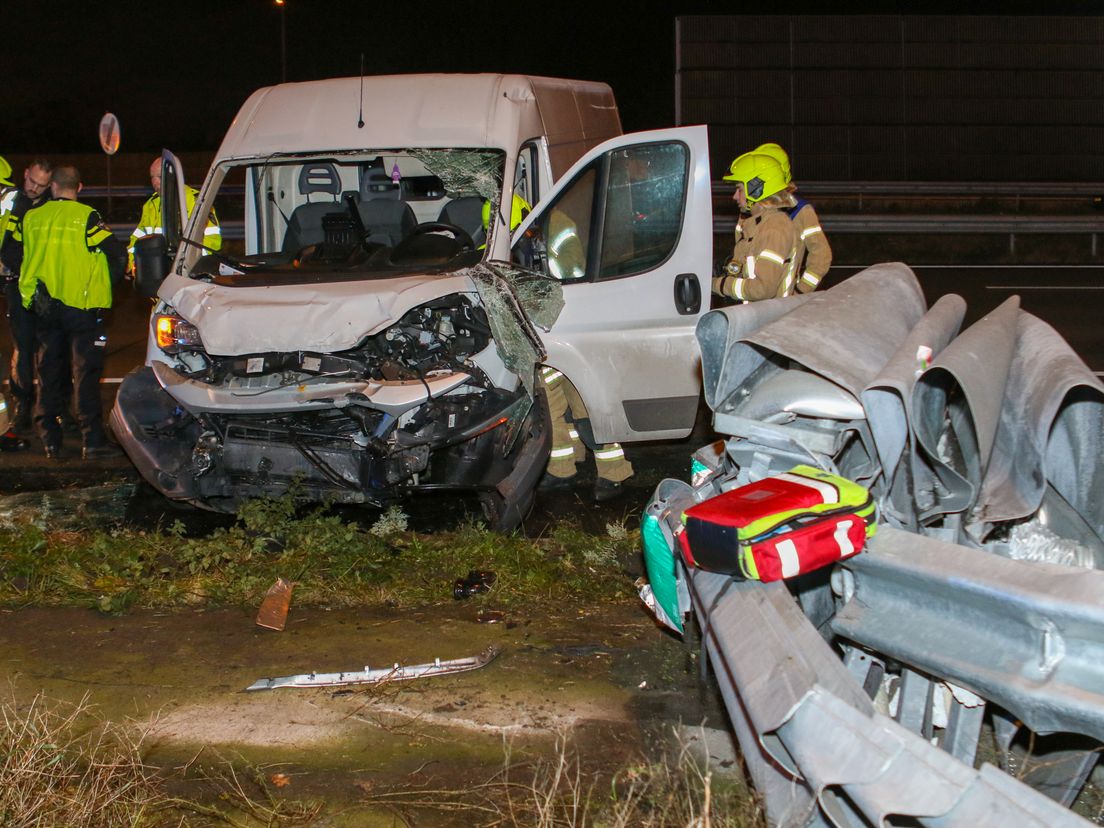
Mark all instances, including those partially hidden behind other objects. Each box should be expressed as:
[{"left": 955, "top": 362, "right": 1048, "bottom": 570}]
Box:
[{"left": 357, "top": 53, "right": 365, "bottom": 129}]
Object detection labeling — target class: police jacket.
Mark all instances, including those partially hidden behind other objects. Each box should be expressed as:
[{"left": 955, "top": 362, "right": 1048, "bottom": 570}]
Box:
[
  {"left": 3, "top": 198, "right": 126, "bottom": 311},
  {"left": 0, "top": 187, "right": 51, "bottom": 281}
]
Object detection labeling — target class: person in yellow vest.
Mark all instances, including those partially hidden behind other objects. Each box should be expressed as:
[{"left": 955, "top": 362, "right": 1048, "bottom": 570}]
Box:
[
  {"left": 0, "top": 166, "right": 126, "bottom": 459},
  {"left": 479, "top": 193, "right": 530, "bottom": 249},
  {"left": 712, "top": 153, "right": 798, "bottom": 302},
  {"left": 753, "top": 142, "right": 832, "bottom": 294},
  {"left": 1, "top": 157, "right": 59, "bottom": 432},
  {"left": 128, "top": 157, "right": 221, "bottom": 270}
]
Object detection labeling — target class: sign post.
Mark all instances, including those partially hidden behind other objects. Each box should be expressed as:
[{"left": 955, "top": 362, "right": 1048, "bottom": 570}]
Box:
[{"left": 98, "top": 113, "right": 121, "bottom": 219}]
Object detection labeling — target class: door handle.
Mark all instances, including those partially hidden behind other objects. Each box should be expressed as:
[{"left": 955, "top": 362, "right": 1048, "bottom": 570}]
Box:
[{"left": 674, "top": 273, "right": 701, "bottom": 315}]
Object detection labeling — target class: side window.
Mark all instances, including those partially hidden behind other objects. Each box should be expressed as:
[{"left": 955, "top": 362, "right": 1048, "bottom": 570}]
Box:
[
  {"left": 513, "top": 166, "right": 595, "bottom": 281},
  {"left": 514, "top": 142, "right": 540, "bottom": 207},
  {"left": 597, "top": 142, "right": 687, "bottom": 280},
  {"left": 512, "top": 142, "right": 688, "bottom": 283}
]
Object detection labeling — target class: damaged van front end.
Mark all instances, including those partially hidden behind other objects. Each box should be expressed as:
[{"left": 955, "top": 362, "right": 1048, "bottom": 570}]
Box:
[{"left": 112, "top": 139, "right": 560, "bottom": 529}]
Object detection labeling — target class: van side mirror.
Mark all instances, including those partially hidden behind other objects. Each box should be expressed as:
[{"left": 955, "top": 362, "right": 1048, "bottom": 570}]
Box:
[{"left": 134, "top": 234, "right": 170, "bottom": 298}]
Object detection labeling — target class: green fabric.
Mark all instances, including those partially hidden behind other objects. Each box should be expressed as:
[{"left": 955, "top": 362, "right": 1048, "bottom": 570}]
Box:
[
  {"left": 16, "top": 200, "right": 113, "bottom": 310},
  {"left": 641, "top": 513, "right": 682, "bottom": 633}
]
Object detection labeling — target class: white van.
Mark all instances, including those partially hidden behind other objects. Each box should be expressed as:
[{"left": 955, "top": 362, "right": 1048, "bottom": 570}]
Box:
[{"left": 112, "top": 73, "right": 712, "bottom": 527}]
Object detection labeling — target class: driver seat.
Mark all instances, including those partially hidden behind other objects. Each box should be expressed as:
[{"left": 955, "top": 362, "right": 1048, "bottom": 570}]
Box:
[
  {"left": 437, "top": 196, "right": 486, "bottom": 249},
  {"left": 357, "top": 169, "right": 417, "bottom": 246},
  {"left": 282, "top": 163, "right": 344, "bottom": 252}
]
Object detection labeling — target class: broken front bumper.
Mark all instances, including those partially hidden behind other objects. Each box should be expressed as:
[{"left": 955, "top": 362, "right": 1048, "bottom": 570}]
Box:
[{"left": 110, "top": 365, "right": 549, "bottom": 515}]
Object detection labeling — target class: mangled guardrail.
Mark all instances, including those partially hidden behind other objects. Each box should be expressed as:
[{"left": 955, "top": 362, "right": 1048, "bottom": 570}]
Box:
[{"left": 644, "top": 263, "right": 1104, "bottom": 825}]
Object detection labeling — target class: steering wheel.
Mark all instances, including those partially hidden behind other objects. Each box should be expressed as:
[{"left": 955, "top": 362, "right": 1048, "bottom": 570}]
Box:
[{"left": 407, "top": 221, "right": 475, "bottom": 251}]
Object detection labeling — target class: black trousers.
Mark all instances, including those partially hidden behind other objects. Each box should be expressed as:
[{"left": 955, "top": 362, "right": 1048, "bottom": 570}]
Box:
[
  {"left": 4, "top": 280, "right": 37, "bottom": 409},
  {"left": 34, "top": 304, "right": 108, "bottom": 448}
]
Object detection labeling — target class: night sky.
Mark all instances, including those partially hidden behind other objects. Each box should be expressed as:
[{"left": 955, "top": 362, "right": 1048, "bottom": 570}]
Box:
[{"left": 6, "top": 0, "right": 1089, "bottom": 155}]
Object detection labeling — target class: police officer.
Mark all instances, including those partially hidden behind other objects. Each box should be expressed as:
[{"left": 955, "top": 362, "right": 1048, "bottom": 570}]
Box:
[
  {"left": 1, "top": 166, "right": 126, "bottom": 459},
  {"left": 0, "top": 157, "right": 55, "bottom": 432},
  {"left": 129, "top": 156, "right": 221, "bottom": 269},
  {"left": 539, "top": 366, "right": 634, "bottom": 502},
  {"left": 712, "top": 153, "right": 798, "bottom": 302},
  {"left": 753, "top": 143, "right": 832, "bottom": 294}
]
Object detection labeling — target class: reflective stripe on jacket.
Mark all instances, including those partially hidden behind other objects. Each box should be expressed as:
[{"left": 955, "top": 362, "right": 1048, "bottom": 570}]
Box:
[{"left": 787, "top": 201, "right": 832, "bottom": 294}]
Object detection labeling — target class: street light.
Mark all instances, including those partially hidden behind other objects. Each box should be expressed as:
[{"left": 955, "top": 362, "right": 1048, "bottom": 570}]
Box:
[{"left": 275, "top": 0, "right": 286, "bottom": 83}]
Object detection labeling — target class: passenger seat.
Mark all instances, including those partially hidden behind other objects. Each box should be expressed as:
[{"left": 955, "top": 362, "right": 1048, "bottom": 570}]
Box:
[
  {"left": 282, "top": 164, "right": 345, "bottom": 252},
  {"left": 357, "top": 169, "right": 417, "bottom": 246}
]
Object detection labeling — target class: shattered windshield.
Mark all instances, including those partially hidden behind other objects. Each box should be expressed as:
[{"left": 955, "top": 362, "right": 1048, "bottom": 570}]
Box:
[{"left": 185, "top": 149, "right": 505, "bottom": 278}]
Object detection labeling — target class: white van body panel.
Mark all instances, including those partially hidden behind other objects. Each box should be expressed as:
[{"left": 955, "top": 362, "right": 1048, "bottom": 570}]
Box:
[{"left": 215, "top": 74, "right": 620, "bottom": 165}]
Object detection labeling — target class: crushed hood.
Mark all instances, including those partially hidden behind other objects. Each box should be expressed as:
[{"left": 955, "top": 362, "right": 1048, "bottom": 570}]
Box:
[{"left": 162, "top": 271, "right": 478, "bottom": 355}]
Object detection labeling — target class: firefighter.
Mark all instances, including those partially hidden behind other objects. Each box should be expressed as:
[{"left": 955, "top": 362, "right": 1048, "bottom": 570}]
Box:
[
  {"left": 1, "top": 166, "right": 126, "bottom": 459},
  {"left": 712, "top": 153, "right": 798, "bottom": 302},
  {"left": 539, "top": 366, "right": 633, "bottom": 502},
  {"left": 753, "top": 142, "right": 831, "bottom": 294},
  {"left": 128, "top": 157, "right": 221, "bottom": 270}
]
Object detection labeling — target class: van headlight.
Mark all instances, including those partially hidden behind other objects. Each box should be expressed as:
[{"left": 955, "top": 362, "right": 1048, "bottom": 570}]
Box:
[{"left": 155, "top": 314, "right": 204, "bottom": 354}]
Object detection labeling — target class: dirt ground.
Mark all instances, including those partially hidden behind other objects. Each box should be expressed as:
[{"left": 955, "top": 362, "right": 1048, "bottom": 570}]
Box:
[
  {"left": 0, "top": 393, "right": 732, "bottom": 824},
  {"left": 0, "top": 597, "right": 726, "bottom": 824}
]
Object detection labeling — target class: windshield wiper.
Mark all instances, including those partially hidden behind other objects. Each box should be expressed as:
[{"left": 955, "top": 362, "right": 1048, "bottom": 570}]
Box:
[{"left": 179, "top": 235, "right": 249, "bottom": 272}]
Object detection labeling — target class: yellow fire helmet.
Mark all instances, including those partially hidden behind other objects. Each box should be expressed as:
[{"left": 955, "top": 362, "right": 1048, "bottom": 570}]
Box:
[
  {"left": 723, "top": 153, "right": 788, "bottom": 204},
  {"left": 754, "top": 142, "right": 792, "bottom": 184},
  {"left": 0, "top": 156, "right": 13, "bottom": 187},
  {"left": 481, "top": 193, "right": 532, "bottom": 232}
]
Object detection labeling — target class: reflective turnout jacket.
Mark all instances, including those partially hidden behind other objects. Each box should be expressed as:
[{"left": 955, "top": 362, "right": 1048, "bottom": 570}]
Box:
[
  {"left": 786, "top": 199, "right": 832, "bottom": 294},
  {"left": 712, "top": 202, "right": 797, "bottom": 302}
]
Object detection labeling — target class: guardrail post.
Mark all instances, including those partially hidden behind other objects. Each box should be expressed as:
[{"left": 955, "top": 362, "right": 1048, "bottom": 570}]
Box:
[{"left": 1009, "top": 232, "right": 1016, "bottom": 257}]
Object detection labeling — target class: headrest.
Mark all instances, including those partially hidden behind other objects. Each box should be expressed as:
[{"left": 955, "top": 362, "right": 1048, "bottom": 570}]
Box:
[{"left": 298, "top": 163, "right": 341, "bottom": 198}]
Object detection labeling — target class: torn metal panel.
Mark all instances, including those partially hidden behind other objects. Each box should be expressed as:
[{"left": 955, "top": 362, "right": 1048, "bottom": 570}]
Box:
[
  {"left": 910, "top": 297, "right": 1022, "bottom": 523},
  {"left": 696, "top": 294, "right": 813, "bottom": 413},
  {"left": 976, "top": 312, "right": 1104, "bottom": 540},
  {"left": 710, "top": 263, "right": 926, "bottom": 402},
  {"left": 860, "top": 294, "right": 967, "bottom": 525},
  {"left": 246, "top": 646, "right": 499, "bottom": 691},
  {"left": 834, "top": 526, "right": 1104, "bottom": 742}
]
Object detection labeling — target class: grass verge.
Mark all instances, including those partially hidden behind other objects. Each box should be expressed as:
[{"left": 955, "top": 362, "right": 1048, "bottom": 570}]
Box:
[{"left": 0, "top": 497, "right": 640, "bottom": 614}]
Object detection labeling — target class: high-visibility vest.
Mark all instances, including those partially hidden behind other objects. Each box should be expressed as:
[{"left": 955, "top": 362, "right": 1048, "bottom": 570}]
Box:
[
  {"left": 128, "top": 186, "right": 221, "bottom": 257},
  {"left": 14, "top": 200, "right": 114, "bottom": 310},
  {"left": 0, "top": 187, "right": 17, "bottom": 247}
]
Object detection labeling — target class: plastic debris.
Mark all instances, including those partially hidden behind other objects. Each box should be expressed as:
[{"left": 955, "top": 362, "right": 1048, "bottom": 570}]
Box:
[
  {"left": 255, "top": 578, "right": 294, "bottom": 631},
  {"left": 453, "top": 569, "right": 496, "bottom": 600},
  {"left": 245, "top": 646, "right": 499, "bottom": 691}
]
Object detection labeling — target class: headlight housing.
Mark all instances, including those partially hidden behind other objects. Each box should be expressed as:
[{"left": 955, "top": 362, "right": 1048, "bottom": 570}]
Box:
[{"left": 155, "top": 314, "right": 204, "bottom": 354}]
